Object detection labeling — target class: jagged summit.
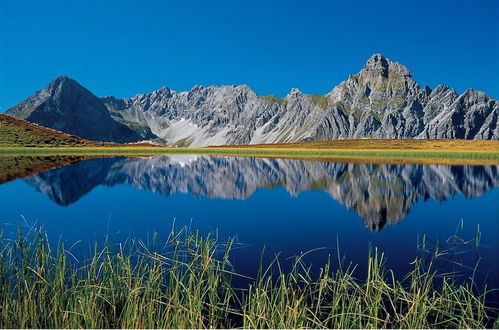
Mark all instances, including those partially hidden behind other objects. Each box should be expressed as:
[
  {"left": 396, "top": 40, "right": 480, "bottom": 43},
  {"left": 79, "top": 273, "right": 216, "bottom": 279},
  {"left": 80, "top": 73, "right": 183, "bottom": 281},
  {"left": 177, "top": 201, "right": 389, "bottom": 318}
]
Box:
[
  {"left": 363, "top": 53, "right": 391, "bottom": 77},
  {"left": 7, "top": 54, "right": 499, "bottom": 144},
  {"left": 288, "top": 87, "right": 302, "bottom": 95},
  {"left": 44, "top": 76, "right": 97, "bottom": 100},
  {"left": 47, "top": 75, "right": 73, "bottom": 88},
  {"left": 362, "top": 53, "right": 412, "bottom": 78}
]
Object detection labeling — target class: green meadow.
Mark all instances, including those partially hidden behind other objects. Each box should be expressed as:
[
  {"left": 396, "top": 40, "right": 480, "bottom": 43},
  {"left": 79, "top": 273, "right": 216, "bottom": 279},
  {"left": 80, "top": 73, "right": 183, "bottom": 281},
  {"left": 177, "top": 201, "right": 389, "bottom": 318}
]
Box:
[{"left": 1, "top": 146, "right": 499, "bottom": 166}]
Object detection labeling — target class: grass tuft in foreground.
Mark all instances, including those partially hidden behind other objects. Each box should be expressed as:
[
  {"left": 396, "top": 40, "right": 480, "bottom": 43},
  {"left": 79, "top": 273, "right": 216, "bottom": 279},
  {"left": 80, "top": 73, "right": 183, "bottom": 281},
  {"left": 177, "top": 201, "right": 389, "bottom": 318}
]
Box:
[{"left": 0, "top": 226, "right": 497, "bottom": 328}]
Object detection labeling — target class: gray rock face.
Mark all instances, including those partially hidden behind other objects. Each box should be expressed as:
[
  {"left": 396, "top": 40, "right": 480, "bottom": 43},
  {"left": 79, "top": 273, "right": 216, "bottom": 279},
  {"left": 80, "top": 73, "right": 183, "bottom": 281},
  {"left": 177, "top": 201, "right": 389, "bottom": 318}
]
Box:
[
  {"left": 23, "top": 156, "right": 499, "bottom": 231},
  {"left": 420, "top": 89, "right": 499, "bottom": 139},
  {"left": 102, "top": 53, "right": 498, "bottom": 145},
  {"left": 6, "top": 77, "right": 153, "bottom": 143},
  {"left": 7, "top": 54, "right": 499, "bottom": 144}
]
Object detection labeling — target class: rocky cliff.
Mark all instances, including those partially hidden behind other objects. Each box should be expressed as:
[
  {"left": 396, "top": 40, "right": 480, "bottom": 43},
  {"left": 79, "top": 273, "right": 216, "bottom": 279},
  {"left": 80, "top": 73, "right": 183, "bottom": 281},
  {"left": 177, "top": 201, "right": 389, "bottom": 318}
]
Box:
[
  {"left": 103, "top": 54, "right": 498, "bottom": 145},
  {"left": 8, "top": 54, "right": 499, "bottom": 144}
]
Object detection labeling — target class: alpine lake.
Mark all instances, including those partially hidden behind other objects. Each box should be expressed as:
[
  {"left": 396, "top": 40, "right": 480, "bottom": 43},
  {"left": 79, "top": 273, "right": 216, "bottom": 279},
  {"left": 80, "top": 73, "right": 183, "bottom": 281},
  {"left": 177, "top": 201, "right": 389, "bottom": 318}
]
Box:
[{"left": 1, "top": 154, "right": 498, "bottom": 297}]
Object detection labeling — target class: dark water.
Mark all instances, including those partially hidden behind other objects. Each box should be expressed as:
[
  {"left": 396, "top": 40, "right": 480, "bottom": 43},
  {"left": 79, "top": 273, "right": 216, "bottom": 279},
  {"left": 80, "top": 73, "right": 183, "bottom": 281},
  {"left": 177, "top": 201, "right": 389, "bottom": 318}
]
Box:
[{"left": 0, "top": 155, "right": 498, "bottom": 288}]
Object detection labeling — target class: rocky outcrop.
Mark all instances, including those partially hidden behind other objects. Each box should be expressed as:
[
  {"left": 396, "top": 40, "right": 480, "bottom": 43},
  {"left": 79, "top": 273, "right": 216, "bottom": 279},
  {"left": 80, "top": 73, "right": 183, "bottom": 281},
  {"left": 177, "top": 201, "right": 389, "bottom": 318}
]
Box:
[
  {"left": 102, "top": 54, "right": 498, "bottom": 144},
  {"left": 8, "top": 55, "right": 499, "bottom": 145},
  {"left": 23, "top": 156, "right": 499, "bottom": 231},
  {"left": 420, "top": 89, "right": 498, "bottom": 139},
  {"left": 6, "top": 77, "right": 154, "bottom": 143}
]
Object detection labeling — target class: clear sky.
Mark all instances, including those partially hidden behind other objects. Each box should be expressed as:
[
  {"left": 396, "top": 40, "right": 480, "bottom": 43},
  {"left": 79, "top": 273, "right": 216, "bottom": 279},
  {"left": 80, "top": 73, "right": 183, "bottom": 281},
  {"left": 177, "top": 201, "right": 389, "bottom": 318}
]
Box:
[{"left": 0, "top": 0, "right": 498, "bottom": 111}]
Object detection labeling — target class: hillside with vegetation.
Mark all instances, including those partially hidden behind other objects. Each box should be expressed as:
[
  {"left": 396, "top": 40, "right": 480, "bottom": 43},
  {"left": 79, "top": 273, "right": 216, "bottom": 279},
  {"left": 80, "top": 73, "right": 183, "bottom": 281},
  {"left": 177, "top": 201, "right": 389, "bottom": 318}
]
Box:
[{"left": 0, "top": 114, "right": 105, "bottom": 147}]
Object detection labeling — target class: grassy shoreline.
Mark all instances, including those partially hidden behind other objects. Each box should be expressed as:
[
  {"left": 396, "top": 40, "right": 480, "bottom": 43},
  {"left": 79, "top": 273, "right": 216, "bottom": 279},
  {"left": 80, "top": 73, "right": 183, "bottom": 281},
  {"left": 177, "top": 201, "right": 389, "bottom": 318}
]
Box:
[
  {"left": 0, "top": 227, "right": 497, "bottom": 328},
  {"left": 2, "top": 113, "right": 499, "bottom": 164},
  {"left": 1, "top": 145, "right": 499, "bottom": 165}
]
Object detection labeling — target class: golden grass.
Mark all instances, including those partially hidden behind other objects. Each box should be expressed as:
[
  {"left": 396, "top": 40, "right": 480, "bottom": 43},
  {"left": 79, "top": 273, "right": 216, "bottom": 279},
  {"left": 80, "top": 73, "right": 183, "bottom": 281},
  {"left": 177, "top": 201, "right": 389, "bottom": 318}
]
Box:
[
  {"left": 1, "top": 113, "right": 498, "bottom": 165},
  {"left": 217, "top": 138, "right": 499, "bottom": 153},
  {"left": 1, "top": 141, "right": 499, "bottom": 166},
  {"left": 0, "top": 114, "right": 106, "bottom": 147}
]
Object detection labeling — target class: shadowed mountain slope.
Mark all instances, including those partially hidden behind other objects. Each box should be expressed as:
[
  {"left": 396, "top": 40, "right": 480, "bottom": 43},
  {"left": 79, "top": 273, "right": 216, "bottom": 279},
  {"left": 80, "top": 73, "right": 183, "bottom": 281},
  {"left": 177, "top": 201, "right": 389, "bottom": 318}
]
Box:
[{"left": 6, "top": 77, "right": 154, "bottom": 143}]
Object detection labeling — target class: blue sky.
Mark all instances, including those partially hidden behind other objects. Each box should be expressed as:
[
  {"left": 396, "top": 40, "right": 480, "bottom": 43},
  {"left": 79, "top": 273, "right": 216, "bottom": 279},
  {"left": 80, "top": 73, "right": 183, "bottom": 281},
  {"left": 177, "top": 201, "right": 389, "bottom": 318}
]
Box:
[{"left": 0, "top": 0, "right": 497, "bottom": 111}]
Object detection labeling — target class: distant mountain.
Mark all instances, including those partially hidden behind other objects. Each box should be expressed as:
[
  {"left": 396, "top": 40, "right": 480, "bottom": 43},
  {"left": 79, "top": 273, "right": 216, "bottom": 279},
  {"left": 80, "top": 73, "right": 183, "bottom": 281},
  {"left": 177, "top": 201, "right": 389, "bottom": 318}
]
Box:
[
  {"left": 7, "top": 54, "right": 499, "bottom": 145},
  {"left": 6, "top": 77, "right": 153, "bottom": 143},
  {"left": 23, "top": 156, "right": 499, "bottom": 231}
]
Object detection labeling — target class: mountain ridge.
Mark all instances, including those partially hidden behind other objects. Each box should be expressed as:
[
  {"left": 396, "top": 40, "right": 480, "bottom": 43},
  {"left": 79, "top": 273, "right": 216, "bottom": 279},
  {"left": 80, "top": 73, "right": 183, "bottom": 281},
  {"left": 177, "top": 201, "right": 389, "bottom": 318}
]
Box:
[{"left": 7, "top": 54, "right": 499, "bottom": 145}]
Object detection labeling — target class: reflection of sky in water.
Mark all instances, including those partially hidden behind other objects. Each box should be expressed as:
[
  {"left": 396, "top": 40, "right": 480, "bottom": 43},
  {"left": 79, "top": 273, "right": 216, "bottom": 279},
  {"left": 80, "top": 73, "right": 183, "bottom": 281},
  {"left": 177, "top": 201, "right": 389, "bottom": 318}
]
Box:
[{"left": 0, "top": 156, "right": 498, "bottom": 289}]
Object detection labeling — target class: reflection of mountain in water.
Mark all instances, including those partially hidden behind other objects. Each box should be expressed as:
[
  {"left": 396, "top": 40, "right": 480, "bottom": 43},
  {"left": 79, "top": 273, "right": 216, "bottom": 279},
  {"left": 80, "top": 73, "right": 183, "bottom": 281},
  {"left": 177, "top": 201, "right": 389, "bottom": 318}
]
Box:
[{"left": 24, "top": 156, "right": 499, "bottom": 231}]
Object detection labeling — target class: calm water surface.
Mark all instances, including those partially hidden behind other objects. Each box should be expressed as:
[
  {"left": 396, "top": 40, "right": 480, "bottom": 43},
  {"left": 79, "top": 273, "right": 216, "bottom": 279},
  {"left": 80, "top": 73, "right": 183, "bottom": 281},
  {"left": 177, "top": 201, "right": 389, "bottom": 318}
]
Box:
[{"left": 1, "top": 155, "right": 498, "bottom": 287}]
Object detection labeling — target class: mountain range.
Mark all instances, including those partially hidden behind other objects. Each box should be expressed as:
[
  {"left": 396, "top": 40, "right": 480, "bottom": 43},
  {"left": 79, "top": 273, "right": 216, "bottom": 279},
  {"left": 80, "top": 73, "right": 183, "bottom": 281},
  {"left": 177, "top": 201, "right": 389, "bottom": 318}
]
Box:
[
  {"left": 23, "top": 156, "right": 499, "bottom": 231},
  {"left": 6, "top": 54, "right": 499, "bottom": 145}
]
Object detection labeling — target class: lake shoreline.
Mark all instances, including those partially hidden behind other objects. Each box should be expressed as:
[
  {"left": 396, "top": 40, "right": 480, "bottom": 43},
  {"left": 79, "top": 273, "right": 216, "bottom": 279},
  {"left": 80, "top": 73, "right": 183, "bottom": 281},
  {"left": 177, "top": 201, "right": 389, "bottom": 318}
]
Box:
[{"left": 1, "top": 145, "right": 499, "bottom": 165}]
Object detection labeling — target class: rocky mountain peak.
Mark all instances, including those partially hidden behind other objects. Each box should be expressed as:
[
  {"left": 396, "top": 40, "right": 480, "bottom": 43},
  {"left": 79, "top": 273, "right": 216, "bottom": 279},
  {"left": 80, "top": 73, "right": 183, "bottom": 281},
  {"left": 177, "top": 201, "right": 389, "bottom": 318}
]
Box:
[
  {"left": 148, "top": 85, "right": 173, "bottom": 99},
  {"left": 363, "top": 53, "right": 390, "bottom": 78},
  {"left": 6, "top": 76, "right": 144, "bottom": 143},
  {"left": 7, "top": 54, "right": 499, "bottom": 144},
  {"left": 453, "top": 88, "right": 493, "bottom": 112},
  {"left": 288, "top": 87, "right": 302, "bottom": 96},
  {"left": 48, "top": 75, "right": 72, "bottom": 88},
  {"left": 46, "top": 76, "right": 98, "bottom": 100},
  {"left": 461, "top": 88, "right": 487, "bottom": 99},
  {"left": 326, "top": 54, "right": 421, "bottom": 128},
  {"left": 362, "top": 53, "right": 412, "bottom": 79},
  {"left": 190, "top": 84, "right": 205, "bottom": 92},
  {"left": 46, "top": 76, "right": 106, "bottom": 103},
  {"left": 157, "top": 85, "right": 171, "bottom": 93}
]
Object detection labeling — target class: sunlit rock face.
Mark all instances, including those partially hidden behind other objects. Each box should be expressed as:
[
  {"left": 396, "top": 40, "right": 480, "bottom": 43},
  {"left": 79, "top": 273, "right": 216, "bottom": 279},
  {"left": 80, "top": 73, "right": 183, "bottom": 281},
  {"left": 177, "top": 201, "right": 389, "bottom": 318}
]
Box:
[
  {"left": 23, "top": 156, "right": 499, "bottom": 231},
  {"left": 8, "top": 54, "right": 498, "bottom": 145},
  {"left": 102, "top": 54, "right": 498, "bottom": 144}
]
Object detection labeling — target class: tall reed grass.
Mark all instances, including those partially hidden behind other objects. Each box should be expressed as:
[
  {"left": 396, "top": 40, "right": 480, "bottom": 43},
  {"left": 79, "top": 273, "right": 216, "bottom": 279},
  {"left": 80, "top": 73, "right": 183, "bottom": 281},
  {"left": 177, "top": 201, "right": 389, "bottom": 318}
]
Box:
[{"left": 0, "top": 226, "right": 496, "bottom": 328}]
